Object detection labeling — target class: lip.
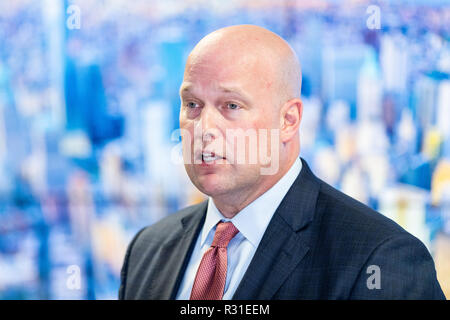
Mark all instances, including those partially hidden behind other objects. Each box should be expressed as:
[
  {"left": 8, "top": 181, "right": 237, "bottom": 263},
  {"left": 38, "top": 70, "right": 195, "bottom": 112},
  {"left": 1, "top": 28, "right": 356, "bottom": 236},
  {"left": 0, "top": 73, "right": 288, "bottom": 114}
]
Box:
[
  {"left": 199, "top": 159, "right": 225, "bottom": 167},
  {"left": 197, "top": 151, "right": 226, "bottom": 166}
]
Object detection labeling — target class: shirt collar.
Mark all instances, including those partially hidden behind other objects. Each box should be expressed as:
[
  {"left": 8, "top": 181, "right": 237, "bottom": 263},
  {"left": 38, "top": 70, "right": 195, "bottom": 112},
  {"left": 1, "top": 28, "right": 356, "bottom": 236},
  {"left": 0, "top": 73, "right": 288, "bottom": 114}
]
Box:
[{"left": 201, "top": 157, "right": 302, "bottom": 248}]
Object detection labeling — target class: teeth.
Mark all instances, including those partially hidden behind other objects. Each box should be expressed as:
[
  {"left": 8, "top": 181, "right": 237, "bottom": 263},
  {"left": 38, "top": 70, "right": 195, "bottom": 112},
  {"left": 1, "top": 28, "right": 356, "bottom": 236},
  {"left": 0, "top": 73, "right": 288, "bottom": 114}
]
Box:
[{"left": 202, "top": 152, "right": 220, "bottom": 162}]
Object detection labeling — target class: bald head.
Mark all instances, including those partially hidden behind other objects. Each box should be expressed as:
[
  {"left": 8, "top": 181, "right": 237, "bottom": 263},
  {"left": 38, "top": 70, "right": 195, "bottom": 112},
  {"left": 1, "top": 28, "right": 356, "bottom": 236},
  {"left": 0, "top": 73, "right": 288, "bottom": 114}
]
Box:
[{"left": 185, "top": 25, "right": 302, "bottom": 106}]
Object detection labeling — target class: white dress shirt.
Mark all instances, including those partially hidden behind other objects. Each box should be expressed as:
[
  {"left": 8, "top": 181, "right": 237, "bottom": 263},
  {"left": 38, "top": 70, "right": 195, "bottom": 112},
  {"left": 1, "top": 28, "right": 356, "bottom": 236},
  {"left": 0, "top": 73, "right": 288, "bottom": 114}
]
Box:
[{"left": 176, "top": 157, "right": 302, "bottom": 299}]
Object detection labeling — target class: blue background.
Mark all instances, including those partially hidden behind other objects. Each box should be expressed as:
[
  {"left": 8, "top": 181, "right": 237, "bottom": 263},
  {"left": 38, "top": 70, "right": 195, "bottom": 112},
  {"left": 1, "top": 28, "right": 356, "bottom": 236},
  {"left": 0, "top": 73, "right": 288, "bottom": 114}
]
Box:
[{"left": 0, "top": 0, "right": 449, "bottom": 299}]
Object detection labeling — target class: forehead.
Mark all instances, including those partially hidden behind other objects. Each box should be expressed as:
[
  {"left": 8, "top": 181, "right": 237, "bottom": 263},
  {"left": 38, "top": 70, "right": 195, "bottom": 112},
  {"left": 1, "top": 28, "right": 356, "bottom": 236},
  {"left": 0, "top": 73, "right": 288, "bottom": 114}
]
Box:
[{"left": 181, "top": 48, "right": 274, "bottom": 97}]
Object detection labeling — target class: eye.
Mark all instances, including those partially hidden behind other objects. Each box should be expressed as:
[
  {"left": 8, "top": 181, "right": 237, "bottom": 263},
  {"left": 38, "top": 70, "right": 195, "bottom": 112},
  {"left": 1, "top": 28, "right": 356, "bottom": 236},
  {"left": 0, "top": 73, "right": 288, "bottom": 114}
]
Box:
[
  {"left": 186, "top": 101, "right": 199, "bottom": 109},
  {"left": 227, "top": 103, "right": 240, "bottom": 110}
]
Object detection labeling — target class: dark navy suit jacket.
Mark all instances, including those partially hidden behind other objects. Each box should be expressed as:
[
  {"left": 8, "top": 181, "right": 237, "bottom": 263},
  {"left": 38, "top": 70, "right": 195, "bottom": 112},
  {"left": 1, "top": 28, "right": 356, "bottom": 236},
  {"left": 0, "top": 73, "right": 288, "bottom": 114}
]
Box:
[{"left": 119, "top": 158, "right": 446, "bottom": 299}]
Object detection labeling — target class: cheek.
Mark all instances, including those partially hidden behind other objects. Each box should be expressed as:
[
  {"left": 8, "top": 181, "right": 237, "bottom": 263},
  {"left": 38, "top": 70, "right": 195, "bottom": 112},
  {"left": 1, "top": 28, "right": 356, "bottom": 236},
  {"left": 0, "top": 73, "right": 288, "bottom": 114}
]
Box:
[
  {"left": 180, "top": 119, "right": 195, "bottom": 139},
  {"left": 179, "top": 124, "right": 196, "bottom": 163}
]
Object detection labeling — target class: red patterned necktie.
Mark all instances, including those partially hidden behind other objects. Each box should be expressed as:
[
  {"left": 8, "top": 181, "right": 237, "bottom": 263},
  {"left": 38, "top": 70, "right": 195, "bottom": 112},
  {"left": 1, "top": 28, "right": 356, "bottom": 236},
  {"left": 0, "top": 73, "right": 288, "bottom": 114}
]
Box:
[{"left": 190, "top": 221, "right": 239, "bottom": 300}]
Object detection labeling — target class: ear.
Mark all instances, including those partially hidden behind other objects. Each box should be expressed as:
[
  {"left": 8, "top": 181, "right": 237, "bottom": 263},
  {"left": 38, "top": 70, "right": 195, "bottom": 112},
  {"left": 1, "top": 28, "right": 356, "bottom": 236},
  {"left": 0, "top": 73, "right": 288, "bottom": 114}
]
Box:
[{"left": 280, "top": 98, "right": 302, "bottom": 144}]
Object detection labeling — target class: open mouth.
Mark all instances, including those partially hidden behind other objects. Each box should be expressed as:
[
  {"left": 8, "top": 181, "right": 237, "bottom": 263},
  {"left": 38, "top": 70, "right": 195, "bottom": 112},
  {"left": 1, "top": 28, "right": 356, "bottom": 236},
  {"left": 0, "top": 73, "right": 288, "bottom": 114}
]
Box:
[{"left": 201, "top": 151, "right": 225, "bottom": 164}]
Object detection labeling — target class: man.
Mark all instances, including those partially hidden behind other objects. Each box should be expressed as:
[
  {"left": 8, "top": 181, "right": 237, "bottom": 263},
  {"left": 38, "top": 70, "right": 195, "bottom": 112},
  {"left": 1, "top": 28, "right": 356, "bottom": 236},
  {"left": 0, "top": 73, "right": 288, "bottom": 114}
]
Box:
[{"left": 119, "top": 25, "right": 445, "bottom": 299}]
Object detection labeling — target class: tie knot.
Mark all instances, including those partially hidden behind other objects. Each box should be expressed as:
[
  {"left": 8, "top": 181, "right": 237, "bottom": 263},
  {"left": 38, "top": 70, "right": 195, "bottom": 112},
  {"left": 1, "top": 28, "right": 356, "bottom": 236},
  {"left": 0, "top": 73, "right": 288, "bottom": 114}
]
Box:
[{"left": 211, "top": 222, "right": 239, "bottom": 248}]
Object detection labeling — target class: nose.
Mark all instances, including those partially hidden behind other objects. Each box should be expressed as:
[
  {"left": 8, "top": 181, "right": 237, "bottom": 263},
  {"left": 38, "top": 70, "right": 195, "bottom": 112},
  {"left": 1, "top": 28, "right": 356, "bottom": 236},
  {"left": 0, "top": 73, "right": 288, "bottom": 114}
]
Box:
[{"left": 195, "top": 104, "right": 221, "bottom": 146}]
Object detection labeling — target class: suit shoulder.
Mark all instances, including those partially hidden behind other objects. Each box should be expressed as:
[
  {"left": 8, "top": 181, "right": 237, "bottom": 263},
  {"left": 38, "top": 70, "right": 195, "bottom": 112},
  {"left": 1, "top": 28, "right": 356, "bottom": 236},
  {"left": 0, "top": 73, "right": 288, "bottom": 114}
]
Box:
[
  {"left": 135, "top": 200, "right": 207, "bottom": 244},
  {"left": 317, "top": 180, "right": 412, "bottom": 243}
]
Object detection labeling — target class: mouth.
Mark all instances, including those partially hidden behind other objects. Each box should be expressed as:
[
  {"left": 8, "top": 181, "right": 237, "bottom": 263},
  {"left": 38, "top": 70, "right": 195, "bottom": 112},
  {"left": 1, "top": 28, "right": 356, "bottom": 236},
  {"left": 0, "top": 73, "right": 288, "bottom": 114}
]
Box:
[{"left": 199, "top": 151, "right": 225, "bottom": 165}]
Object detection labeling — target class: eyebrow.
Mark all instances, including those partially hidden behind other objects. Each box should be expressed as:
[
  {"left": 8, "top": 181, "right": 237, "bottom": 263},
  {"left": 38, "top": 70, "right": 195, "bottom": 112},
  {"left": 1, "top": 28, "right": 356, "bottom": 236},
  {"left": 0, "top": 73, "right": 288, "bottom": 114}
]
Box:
[
  {"left": 179, "top": 84, "right": 251, "bottom": 104},
  {"left": 179, "top": 85, "right": 194, "bottom": 97}
]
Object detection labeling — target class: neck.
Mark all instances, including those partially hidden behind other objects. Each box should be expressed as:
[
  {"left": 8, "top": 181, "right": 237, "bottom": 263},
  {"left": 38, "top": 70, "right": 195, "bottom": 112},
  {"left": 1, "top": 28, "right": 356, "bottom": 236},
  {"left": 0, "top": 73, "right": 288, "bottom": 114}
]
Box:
[{"left": 212, "top": 155, "right": 298, "bottom": 218}]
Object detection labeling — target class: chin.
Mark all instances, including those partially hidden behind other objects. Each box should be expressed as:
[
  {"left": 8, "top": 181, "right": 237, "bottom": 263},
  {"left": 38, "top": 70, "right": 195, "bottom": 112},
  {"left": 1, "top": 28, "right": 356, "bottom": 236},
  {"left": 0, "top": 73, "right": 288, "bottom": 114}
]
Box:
[{"left": 195, "top": 173, "right": 230, "bottom": 197}]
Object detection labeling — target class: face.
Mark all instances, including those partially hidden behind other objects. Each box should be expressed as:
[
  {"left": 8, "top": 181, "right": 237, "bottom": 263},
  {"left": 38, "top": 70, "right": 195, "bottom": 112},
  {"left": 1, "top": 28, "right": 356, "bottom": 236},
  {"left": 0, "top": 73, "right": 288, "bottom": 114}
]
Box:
[{"left": 179, "top": 48, "right": 281, "bottom": 198}]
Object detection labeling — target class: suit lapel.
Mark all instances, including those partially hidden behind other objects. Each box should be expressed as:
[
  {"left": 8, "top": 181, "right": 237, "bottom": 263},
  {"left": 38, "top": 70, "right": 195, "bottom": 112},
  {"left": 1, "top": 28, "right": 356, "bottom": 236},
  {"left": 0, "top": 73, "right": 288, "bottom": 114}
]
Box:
[
  {"left": 232, "top": 214, "right": 310, "bottom": 299},
  {"left": 147, "top": 201, "right": 207, "bottom": 299},
  {"left": 232, "top": 158, "right": 320, "bottom": 299}
]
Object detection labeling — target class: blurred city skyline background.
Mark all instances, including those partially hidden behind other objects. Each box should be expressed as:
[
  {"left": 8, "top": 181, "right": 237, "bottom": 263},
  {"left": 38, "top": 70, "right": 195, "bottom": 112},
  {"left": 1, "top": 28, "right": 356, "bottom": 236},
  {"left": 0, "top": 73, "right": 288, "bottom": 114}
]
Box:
[{"left": 0, "top": 0, "right": 449, "bottom": 299}]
